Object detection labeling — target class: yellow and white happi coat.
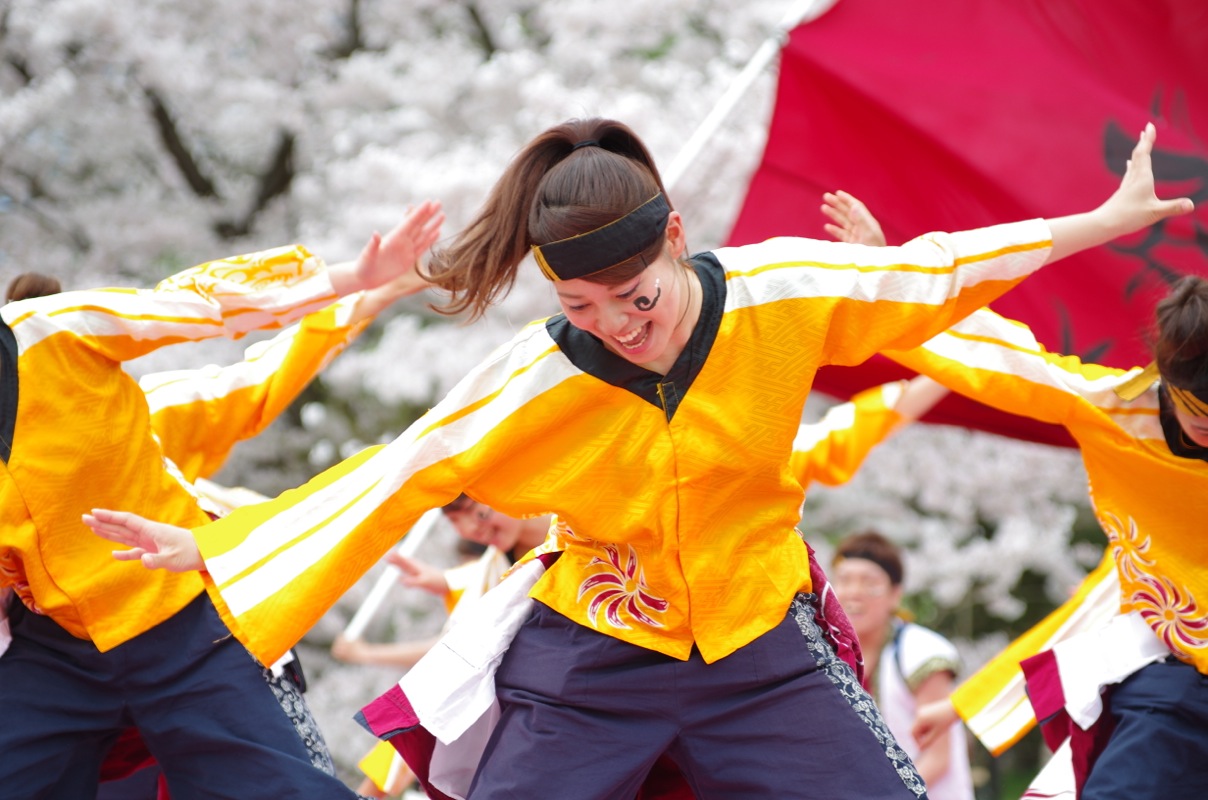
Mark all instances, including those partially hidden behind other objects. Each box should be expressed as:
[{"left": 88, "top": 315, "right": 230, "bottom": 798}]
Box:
[
  {"left": 887, "top": 307, "right": 1208, "bottom": 682},
  {"left": 141, "top": 293, "right": 370, "bottom": 485},
  {"left": 791, "top": 379, "right": 912, "bottom": 489},
  {"left": 194, "top": 221, "right": 1054, "bottom": 668},
  {"left": 949, "top": 554, "right": 1118, "bottom": 756},
  {"left": 357, "top": 382, "right": 911, "bottom": 795},
  {"left": 0, "top": 247, "right": 341, "bottom": 652}
]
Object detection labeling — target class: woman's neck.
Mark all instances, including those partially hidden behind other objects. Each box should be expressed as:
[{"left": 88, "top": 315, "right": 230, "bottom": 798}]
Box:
[{"left": 645, "top": 264, "right": 702, "bottom": 376}]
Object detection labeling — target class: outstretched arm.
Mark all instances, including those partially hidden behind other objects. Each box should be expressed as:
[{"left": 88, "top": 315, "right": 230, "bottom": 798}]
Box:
[
  {"left": 387, "top": 551, "right": 451, "bottom": 596},
  {"left": 913, "top": 697, "right": 961, "bottom": 752},
  {"left": 1045, "top": 122, "right": 1191, "bottom": 262}
]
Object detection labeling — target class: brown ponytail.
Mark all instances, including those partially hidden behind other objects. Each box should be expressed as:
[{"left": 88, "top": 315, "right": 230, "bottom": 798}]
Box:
[
  {"left": 426, "top": 118, "right": 671, "bottom": 321},
  {"left": 5, "top": 272, "right": 62, "bottom": 302},
  {"left": 1153, "top": 275, "right": 1208, "bottom": 388}
]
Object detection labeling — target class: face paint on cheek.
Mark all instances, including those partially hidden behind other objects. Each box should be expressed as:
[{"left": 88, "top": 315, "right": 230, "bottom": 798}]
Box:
[{"left": 634, "top": 278, "right": 661, "bottom": 311}]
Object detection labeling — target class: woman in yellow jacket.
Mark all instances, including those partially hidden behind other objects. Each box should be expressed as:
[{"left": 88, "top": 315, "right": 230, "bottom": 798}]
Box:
[
  {"left": 344, "top": 375, "right": 946, "bottom": 799},
  {"left": 0, "top": 202, "right": 442, "bottom": 799},
  {"left": 885, "top": 294, "right": 1208, "bottom": 800},
  {"left": 87, "top": 119, "right": 1188, "bottom": 799}
]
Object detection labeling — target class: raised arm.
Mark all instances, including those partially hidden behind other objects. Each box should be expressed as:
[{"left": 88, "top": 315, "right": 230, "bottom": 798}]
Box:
[
  {"left": 142, "top": 268, "right": 431, "bottom": 482},
  {"left": 791, "top": 377, "right": 947, "bottom": 489},
  {"left": 4, "top": 201, "right": 443, "bottom": 365},
  {"left": 1044, "top": 123, "right": 1190, "bottom": 263},
  {"left": 883, "top": 306, "right": 1138, "bottom": 428}
]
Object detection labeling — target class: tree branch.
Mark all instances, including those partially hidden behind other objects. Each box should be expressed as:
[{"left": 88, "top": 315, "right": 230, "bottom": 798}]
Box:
[
  {"left": 144, "top": 87, "right": 219, "bottom": 198},
  {"left": 466, "top": 3, "right": 497, "bottom": 59},
  {"left": 215, "top": 130, "right": 295, "bottom": 239},
  {"left": 327, "top": 0, "right": 365, "bottom": 59},
  {"left": 0, "top": 9, "right": 31, "bottom": 85},
  {"left": 0, "top": 177, "right": 92, "bottom": 253}
]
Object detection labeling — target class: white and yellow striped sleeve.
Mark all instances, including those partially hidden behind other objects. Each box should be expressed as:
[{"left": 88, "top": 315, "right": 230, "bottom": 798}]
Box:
[
  {"left": 141, "top": 295, "right": 368, "bottom": 482},
  {"left": 882, "top": 307, "right": 1128, "bottom": 426},
  {"left": 790, "top": 381, "right": 907, "bottom": 489},
  {"left": 719, "top": 219, "right": 1054, "bottom": 366},
  {"left": 4, "top": 245, "right": 338, "bottom": 364},
  {"left": 950, "top": 554, "right": 1119, "bottom": 755},
  {"left": 192, "top": 322, "right": 573, "bottom": 666}
]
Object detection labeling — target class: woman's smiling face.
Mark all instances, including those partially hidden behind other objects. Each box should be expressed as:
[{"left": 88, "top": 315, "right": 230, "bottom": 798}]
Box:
[{"left": 554, "top": 213, "right": 694, "bottom": 371}]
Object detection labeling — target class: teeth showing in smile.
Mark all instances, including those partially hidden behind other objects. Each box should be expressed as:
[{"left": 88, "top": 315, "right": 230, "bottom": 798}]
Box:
[{"left": 616, "top": 322, "right": 649, "bottom": 350}]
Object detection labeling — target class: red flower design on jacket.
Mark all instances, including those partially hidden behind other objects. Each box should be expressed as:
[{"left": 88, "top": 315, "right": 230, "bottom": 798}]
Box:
[
  {"left": 577, "top": 544, "right": 668, "bottom": 630},
  {"left": 1131, "top": 573, "right": 1208, "bottom": 658},
  {"left": 1099, "top": 511, "right": 1156, "bottom": 584}
]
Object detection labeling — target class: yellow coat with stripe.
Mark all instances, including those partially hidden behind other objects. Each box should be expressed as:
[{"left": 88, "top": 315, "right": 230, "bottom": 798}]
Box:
[
  {"left": 195, "top": 221, "right": 1054, "bottom": 667},
  {"left": 887, "top": 308, "right": 1208, "bottom": 682},
  {"left": 0, "top": 247, "right": 338, "bottom": 651}
]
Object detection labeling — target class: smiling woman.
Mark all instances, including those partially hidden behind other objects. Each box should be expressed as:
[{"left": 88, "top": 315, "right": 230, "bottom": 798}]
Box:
[{"left": 82, "top": 117, "right": 1191, "bottom": 800}]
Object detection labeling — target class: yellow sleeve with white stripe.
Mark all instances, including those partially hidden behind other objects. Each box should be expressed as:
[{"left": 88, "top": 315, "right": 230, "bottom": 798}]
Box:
[
  {"left": 949, "top": 554, "right": 1118, "bottom": 755},
  {"left": 882, "top": 306, "right": 1131, "bottom": 426},
  {"left": 358, "top": 739, "right": 412, "bottom": 794},
  {"left": 140, "top": 295, "right": 368, "bottom": 482},
  {"left": 192, "top": 321, "right": 562, "bottom": 666},
  {"left": 790, "top": 381, "right": 907, "bottom": 489},
  {"left": 4, "top": 245, "right": 338, "bottom": 365},
  {"left": 192, "top": 222, "right": 1055, "bottom": 667},
  {"left": 717, "top": 220, "right": 1054, "bottom": 369}
]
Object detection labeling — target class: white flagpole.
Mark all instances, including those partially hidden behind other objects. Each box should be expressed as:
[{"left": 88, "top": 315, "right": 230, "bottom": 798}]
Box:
[
  {"left": 342, "top": 507, "right": 445, "bottom": 640},
  {"left": 663, "top": 0, "right": 837, "bottom": 192}
]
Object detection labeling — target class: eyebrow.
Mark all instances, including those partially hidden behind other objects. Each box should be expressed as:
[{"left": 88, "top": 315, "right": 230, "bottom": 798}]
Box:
[{"left": 556, "top": 278, "right": 641, "bottom": 300}]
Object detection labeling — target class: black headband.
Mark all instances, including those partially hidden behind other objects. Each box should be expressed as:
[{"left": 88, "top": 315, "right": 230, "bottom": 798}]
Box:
[
  {"left": 836, "top": 549, "right": 902, "bottom": 586},
  {"left": 530, "top": 193, "right": 671, "bottom": 282}
]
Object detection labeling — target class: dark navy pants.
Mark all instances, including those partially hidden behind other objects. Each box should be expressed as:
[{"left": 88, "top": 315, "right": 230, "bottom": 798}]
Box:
[
  {"left": 469, "top": 596, "right": 927, "bottom": 800},
  {"left": 1082, "top": 658, "right": 1208, "bottom": 800},
  {"left": 0, "top": 593, "right": 354, "bottom": 799}
]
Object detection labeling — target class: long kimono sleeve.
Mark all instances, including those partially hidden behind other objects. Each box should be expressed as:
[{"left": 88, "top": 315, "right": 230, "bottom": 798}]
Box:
[
  {"left": 950, "top": 555, "right": 1119, "bottom": 755},
  {"left": 192, "top": 322, "right": 572, "bottom": 666},
  {"left": 790, "top": 381, "right": 907, "bottom": 489},
  {"left": 719, "top": 219, "right": 1054, "bottom": 366},
  {"left": 3, "top": 245, "right": 338, "bottom": 364},
  {"left": 882, "top": 307, "right": 1129, "bottom": 427},
  {"left": 141, "top": 294, "right": 369, "bottom": 482}
]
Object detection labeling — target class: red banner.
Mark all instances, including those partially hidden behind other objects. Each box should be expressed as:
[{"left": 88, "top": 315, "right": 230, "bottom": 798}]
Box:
[{"left": 728, "top": 0, "right": 1208, "bottom": 446}]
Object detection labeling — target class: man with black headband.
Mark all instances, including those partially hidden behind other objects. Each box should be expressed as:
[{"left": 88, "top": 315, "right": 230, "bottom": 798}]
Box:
[{"left": 832, "top": 532, "right": 974, "bottom": 800}]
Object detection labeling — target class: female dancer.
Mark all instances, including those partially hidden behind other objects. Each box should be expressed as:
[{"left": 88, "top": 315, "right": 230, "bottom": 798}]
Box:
[
  {"left": 887, "top": 292, "right": 1208, "bottom": 799},
  {"left": 86, "top": 118, "right": 1188, "bottom": 799},
  {"left": 0, "top": 201, "right": 442, "bottom": 799}
]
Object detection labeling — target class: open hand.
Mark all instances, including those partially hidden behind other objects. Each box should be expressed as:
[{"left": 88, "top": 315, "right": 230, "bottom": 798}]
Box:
[
  {"left": 387, "top": 551, "right": 449, "bottom": 596},
  {"left": 821, "top": 190, "right": 887, "bottom": 247},
  {"left": 1100, "top": 122, "right": 1194, "bottom": 233},
  {"left": 329, "top": 200, "right": 445, "bottom": 297},
  {"left": 82, "top": 509, "right": 204, "bottom": 572},
  {"left": 354, "top": 200, "right": 445, "bottom": 292}
]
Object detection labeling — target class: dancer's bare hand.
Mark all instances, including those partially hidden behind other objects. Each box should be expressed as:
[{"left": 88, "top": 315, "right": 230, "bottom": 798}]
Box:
[
  {"left": 388, "top": 551, "right": 449, "bottom": 596},
  {"left": 1099, "top": 122, "right": 1194, "bottom": 232},
  {"left": 83, "top": 509, "right": 204, "bottom": 572},
  {"left": 330, "top": 200, "right": 445, "bottom": 296},
  {"left": 822, "top": 190, "right": 887, "bottom": 247}
]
